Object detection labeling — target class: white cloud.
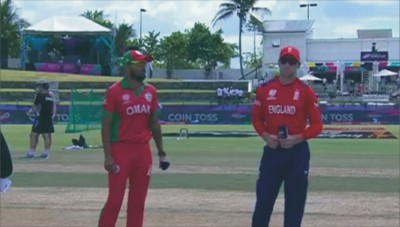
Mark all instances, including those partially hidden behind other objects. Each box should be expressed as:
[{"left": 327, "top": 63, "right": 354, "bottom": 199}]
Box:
[
  {"left": 287, "top": 12, "right": 301, "bottom": 20},
  {"left": 146, "top": 2, "right": 178, "bottom": 17},
  {"left": 332, "top": 24, "right": 364, "bottom": 38},
  {"left": 350, "top": 0, "right": 394, "bottom": 5}
]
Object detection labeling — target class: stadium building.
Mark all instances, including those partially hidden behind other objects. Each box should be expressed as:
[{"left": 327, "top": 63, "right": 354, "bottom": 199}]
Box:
[{"left": 261, "top": 20, "right": 400, "bottom": 101}]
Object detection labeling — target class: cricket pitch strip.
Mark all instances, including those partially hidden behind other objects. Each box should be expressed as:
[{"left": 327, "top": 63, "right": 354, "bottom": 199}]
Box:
[{"left": 1, "top": 188, "right": 399, "bottom": 227}]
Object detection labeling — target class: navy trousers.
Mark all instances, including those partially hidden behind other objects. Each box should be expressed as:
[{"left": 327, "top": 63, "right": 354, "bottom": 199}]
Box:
[
  {"left": 1, "top": 131, "right": 13, "bottom": 178},
  {"left": 252, "top": 142, "right": 310, "bottom": 227}
]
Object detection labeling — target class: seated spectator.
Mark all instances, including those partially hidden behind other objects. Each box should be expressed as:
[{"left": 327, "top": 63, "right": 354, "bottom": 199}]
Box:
[
  {"left": 216, "top": 87, "right": 223, "bottom": 105},
  {"left": 322, "top": 78, "right": 327, "bottom": 92},
  {"left": 237, "top": 89, "right": 244, "bottom": 104},
  {"left": 229, "top": 88, "right": 237, "bottom": 100},
  {"left": 396, "top": 76, "right": 400, "bottom": 90},
  {"left": 223, "top": 87, "right": 230, "bottom": 102},
  {"left": 75, "top": 59, "right": 81, "bottom": 74}
]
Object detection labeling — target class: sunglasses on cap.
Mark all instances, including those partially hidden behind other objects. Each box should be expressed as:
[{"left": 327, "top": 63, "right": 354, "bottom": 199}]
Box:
[{"left": 279, "top": 57, "right": 298, "bottom": 66}]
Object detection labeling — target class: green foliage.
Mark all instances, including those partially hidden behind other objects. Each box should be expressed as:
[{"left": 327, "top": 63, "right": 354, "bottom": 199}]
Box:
[
  {"left": 80, "top": 10, "right": 113, "bottom": 29},
  {"left": 114, "top": 23, "right": 135, "bottom": 56},
  {"left": 0, "top": 0, "right": 30, "bottom": 57},
  {"left": 158, "top": 31, "right": 194, "bottom": 74},
  {"left": 149, "top": 23, "right": 236, "bottom": 75},
  {"left": 142, "top": 30, "right": 162, "bottom": 67},
  {"left": 243, "top": 51, "right": 262, "bottom": 69},
  {"left": 187, "top": 22, "right": 236, "bottom": 74}
]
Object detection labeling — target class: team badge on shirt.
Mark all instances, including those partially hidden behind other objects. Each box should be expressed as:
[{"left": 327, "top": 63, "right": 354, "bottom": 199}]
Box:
[
  {"left": 293, "top": 89, "right": 300, "bottom": 101},
  {"left": 267, "top": 89, "right": 277, "bottom": 100},
  {"left": 144, "top": 92, "right": 152, "bottom": 102}
]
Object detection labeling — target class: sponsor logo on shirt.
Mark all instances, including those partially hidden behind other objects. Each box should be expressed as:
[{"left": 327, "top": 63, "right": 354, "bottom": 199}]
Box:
[
  {"left": 126, "top": 104, "right": 150, "bottom": 115},
  {"left": 144, "top": 92, "right": 153, "bottom": 102},
  {"left": 267, "top": 89, "right": 277, "bottom": 100},
  {"left": 268, "top": 105, "right": 296, "bottom": 115},
  {"left": 254, "top": 100, "right": 261, "bottom": 106},
  {"left": 122, "top": 94, "right": 131, "bottom": 104}
]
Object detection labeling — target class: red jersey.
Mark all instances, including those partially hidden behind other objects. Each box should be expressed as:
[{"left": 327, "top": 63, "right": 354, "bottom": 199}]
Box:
[
  {"left": 252, "top": 77, "right": 323, "bottom": 140},
  {"left": 103, "top": 78, "right": 159, "bottom": 144}
]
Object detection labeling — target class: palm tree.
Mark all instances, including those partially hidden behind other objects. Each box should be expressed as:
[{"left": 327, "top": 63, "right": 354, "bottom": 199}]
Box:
[
  {"left": 115, "top": 23, "right": 135, "bottom": 55},
  {"left": 1, "top": 0, "right": 30, "bottom": 57},
  {"left": 80, "top": 10, "right": 113, "bottom": 29},
  {"left": 212, "top": 0, "right": 271, "bottom": 79},
  {"left": 142, "top": 30, "right": 161, "bottom": 59}
]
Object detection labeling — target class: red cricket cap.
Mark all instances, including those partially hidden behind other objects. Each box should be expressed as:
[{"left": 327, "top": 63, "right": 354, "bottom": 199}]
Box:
[
  {"left": 279, "top": 46, "right": 300, "bottom": 62},
  {"left": 120, "top": 50, "right": 153, "bottom": 66}
]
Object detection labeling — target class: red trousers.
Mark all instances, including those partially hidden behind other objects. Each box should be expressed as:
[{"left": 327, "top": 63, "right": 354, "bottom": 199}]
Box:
[{"left": 98, "top": 142, "right": 152, "bottom": 227}]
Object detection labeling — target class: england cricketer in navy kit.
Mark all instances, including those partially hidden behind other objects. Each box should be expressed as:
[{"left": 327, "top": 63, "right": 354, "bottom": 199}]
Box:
[{"left": 251, "top": 46, "right": 323, "bottom": 227}]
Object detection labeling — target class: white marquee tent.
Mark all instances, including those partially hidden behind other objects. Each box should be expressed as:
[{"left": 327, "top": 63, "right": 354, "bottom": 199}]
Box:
[
  {"left": 20, "top": 16, "right": 115, "bottom": 74},
  {"left": 24, "top": 16, "right": 111, "bottom": 35},
  {"left": 372, "top": 69, "right": 398, "bottom": 77},
  {"left": 300, "top": 73, "right": 322, "bottom": 81}
]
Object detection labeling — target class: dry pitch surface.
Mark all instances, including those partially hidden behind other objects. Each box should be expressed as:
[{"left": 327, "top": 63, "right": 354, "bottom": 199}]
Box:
[
  {"left": 1, "top": 188, "right": 399, "bottom": 227},
  {"left": 1, "top": 163, "right": 399, "bottom": 227}
]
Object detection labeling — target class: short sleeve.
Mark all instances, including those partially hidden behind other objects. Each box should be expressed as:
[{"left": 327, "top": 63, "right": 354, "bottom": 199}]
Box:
[
  {"left": 103, "top": 89, "right": 117, "bottom": 119},
  {"left": 34, "top": 93, "right": 40, "bottom": 105},
  {"left": 151, "top": 89, "right": 159, "bottom": 113}
]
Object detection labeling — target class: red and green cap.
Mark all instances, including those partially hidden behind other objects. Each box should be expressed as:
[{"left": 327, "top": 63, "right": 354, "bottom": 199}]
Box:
[{"left": 119, "top": 50, "right": 153, "bottom": 66}]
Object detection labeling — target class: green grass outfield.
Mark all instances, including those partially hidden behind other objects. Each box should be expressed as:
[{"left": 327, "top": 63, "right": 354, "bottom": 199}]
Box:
[
  {"left": 0, "top": 69, "right": 173, "bottom": 82},
  {"left": 1, "top": 125, "right": 399, "bottom": 194}
]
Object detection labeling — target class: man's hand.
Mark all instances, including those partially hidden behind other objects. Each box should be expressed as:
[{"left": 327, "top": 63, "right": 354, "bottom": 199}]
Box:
[
  {"left": 158, "top": 150, "right": 170, "bottom": 171},
  {"left": 279, "top": 134, "right": 304, "bottom": 149},
  {"left": 104, "top": 156, "right": 119, "bottom": 173},
  {"left": 158, "top": 150, "right": 166, "bottom": 159},
  {"left": 261, "top": 132, "right": 279, "bottom": 149},
  {"left": 26, "top": 109, "right": 35, "bottom": 117}
]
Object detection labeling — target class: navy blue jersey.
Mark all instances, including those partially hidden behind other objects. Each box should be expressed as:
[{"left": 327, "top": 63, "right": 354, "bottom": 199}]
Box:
[{"left": 34, "top": 92, "right": 54, "bottom": 119}]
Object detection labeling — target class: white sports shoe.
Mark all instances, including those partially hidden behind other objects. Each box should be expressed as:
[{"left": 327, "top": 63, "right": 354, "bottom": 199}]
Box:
[{"left": 0, "top": 178, "right": 12, "bottom": 194}]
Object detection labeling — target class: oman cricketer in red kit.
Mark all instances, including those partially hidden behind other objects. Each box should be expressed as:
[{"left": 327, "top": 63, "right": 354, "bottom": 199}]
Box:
[
  {"left": 98, "top": 50, "right": 168, "bottom": 227},
  {"left": 251, "top": 46, "right": 323, "bottom": 227}
]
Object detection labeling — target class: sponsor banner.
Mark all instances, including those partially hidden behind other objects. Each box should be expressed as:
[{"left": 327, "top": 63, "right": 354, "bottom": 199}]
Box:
[
  {"left": 0, "top": 106, "right": 70, "bottom": 124},
  {"left": 163, "top": 129, "right": 397, "bottom": 139},
  {"left": 318, "top": 131, "right": 396, "bottom": 139},
  {"left": 34, "top": 63, "right": 101, "bottom": 75},
  {"left": 323, "top": 127, "right": 386, "bottom": 131},
  {"left": 360, "top": 51, "right": 389, "bottom": 61},
  {"left": 160, "top": 105, "right": 400, "bottom": 125},
  {"left": 0, "top": 105, "right": 399, "bottom": 125}
]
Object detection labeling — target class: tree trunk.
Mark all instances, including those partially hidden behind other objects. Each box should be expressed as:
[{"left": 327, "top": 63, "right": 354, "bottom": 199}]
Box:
[{"left": 239, "top": 16, "right": 244, "bottom": 79}]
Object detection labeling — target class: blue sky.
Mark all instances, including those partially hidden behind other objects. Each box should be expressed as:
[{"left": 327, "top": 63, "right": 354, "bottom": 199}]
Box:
[{"left": 14, "top": 0, "right": 400, "bottom": 68}]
